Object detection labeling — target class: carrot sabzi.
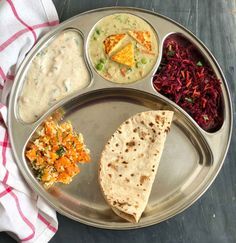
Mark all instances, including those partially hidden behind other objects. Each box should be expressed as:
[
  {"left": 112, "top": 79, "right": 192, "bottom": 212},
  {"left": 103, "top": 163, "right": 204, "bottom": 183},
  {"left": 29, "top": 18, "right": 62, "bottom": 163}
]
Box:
[{"left": 26, "top": 117, "right": 90, "bottom": 188}]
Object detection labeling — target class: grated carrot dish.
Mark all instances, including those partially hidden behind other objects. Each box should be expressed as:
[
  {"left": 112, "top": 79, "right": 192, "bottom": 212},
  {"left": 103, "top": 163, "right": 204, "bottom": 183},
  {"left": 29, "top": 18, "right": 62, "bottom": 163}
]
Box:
[{"left": 26, "top": 118, "right": 90, "bottom": 188}]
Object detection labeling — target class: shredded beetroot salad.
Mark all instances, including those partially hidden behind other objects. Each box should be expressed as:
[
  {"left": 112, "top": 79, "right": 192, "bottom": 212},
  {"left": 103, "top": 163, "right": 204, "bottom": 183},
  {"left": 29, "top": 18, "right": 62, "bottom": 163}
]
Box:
[{"left": 153, "top": 37, "right": 223, "bottom": 132}]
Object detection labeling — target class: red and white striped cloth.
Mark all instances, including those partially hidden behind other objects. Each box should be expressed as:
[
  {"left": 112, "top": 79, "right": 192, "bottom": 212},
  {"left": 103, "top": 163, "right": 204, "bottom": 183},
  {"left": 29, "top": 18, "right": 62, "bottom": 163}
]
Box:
[{"left": 0, "top": 0, "right": 59, "bottom": 242}]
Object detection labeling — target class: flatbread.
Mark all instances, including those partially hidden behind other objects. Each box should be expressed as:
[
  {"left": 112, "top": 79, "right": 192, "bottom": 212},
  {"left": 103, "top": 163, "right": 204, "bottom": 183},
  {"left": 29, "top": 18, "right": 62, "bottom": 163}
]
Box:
[
  {"left": 103, "top": 33, "right": 126, "bottom": 55},
  {"left": 111, "top": 43, "right": 135, "bottom": 67},
  {"left": 99, "top": 110, "right": 173, "bottom": 223},
  {"left": 128, "top": 31, "right": 152, "bottom": 52}
]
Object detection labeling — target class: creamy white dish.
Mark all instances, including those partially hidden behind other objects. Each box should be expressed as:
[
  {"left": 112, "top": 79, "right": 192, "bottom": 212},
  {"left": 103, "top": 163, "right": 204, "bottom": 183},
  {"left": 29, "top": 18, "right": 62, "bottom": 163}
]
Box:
[
  {"left": 18, "top": 30, "right": 90, "bottom": 123},
  {"left": 89, "top": 13, "right": 158, "bottom": 84}
]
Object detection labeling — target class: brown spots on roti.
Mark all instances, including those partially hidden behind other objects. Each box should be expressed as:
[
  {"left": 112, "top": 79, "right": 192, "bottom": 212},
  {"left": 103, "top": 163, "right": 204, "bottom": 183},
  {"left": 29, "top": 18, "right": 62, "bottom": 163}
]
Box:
[
  {"left": 149, "top": 122, "right": 154, "bottom": 127},
  {"left": 155, "top": 115, "right": 161, "bottom": 122},
  {"left": 99, "top": 110, "right": 174, "bottom": 223},
  {"left": 126, "top": 141, "right": 135, "bottom": 147},
  {"left": 116, "top": 201, "right": 128, "bottom": 207},
  {"left": 140, "top": 131, "right": 147, "bottom": 137},
  {"left": 155, "top": 115, "right": 165, "bottom": 126},
  {"left": 109, "top": 164, "right": 118, "bottom": 171},
  {"left": 140, "top": 175, "right": 149, "bottom": 184},
  {"left": 138, "top": 153, "right": 144, "bottom": 158},
  {"left": 164, "top": 126, "right": 171, "bottom": 133}
]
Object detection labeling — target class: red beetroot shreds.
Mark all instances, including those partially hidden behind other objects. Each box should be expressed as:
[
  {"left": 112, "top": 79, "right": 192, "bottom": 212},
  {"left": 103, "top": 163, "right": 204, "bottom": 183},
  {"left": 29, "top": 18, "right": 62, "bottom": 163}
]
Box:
[{"left": 153, "top": 38, "right": 223, "bottom": 132}]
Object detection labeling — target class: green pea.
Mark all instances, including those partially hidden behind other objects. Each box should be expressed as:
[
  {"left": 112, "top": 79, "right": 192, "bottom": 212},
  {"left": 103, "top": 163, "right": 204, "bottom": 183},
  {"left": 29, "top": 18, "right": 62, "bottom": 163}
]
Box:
[
  {"left": 96, "top": 63, "right": 104, "bottom": 71},
  {"left": 141, "top": 57, "right": 147, "bottom": 64},
  {"left": 136, "top": 62, "right": 141, "bottom": 68},
  {"left": 100, "top": 58, "right": 106, "bottom": 64}
]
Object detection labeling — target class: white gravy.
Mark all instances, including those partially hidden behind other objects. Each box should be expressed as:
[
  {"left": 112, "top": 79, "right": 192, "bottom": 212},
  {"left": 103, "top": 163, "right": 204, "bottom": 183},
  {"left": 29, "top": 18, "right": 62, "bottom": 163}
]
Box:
[{"left": 18, "top": 31, "right": 90, "bottom": 123}]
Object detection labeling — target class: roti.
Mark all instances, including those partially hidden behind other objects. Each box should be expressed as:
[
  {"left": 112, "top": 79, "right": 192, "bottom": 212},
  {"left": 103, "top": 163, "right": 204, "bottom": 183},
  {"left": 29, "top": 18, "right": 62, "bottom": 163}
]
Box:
[
  {"left": 99, "top": 110, "right": 174, "bottom": 223},
  {"left": 111, "top": 43, "right": 135, "bottom": 67},
  {"left": 103, "top": 33, "right": 126, "bottom": 55},
  {"left": 128, "top": 31, "right": 152, "bottom": 51}
]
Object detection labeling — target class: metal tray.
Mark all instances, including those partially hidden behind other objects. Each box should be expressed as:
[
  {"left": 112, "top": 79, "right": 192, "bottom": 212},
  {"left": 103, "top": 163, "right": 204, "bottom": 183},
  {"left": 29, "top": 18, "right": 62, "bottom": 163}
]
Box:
[{"left": 8, "top": 7, "right": 233, "bottom": 229}]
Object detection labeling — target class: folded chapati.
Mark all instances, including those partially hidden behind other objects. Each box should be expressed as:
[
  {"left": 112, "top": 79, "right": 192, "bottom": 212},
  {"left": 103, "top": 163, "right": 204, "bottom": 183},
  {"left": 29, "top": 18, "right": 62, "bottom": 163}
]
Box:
[{"left": 99, "top": 110, "right": 174, "bottom": 223}]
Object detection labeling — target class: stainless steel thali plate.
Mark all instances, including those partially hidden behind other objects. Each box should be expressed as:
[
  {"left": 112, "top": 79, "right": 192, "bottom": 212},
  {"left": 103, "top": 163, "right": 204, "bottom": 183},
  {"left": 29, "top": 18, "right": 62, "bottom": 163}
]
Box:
[{"left": 8, "top": 7, "right": 233, "bottom": 229}]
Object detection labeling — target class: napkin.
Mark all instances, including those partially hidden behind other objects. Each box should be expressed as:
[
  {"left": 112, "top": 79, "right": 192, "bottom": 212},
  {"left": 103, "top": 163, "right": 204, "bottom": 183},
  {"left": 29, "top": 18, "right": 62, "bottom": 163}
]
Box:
[{"left": 0, "top": 0, "right": 59, "bottom": 242}]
